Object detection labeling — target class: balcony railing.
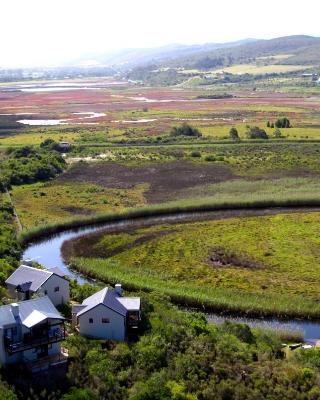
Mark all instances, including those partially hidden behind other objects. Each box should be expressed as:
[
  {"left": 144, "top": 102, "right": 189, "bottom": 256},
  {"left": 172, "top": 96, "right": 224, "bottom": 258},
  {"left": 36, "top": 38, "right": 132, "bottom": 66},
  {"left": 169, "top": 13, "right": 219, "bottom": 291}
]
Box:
[
  {"left": 5, "top": 326, "right": 66, "bottom": 354},
  {"left": 23, "top": 350, "right": 68, "bottom": 373}
]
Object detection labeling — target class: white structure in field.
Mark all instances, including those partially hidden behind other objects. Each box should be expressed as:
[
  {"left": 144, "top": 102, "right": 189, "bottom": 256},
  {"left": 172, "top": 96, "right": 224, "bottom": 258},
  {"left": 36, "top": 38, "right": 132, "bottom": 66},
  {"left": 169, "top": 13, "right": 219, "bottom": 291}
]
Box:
[
  {"left": 5, "top": 265, "right": 69, "bottom": 306},
  {"left": 0, "top": 297, "right": 66, "bottom": 368},
  {"left": 72, "top": 285, "right": 141, "bottom": 341}
]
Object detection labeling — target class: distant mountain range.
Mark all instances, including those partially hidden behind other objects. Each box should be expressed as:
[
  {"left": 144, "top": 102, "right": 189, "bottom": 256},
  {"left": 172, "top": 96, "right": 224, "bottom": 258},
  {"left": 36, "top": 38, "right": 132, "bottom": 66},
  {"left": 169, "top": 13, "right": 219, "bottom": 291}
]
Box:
[
  {"left": 71, "top": 35, "right": 320, "bottom": 70},
  {"left": 69, "top": 39, "right": 258, "bottom": 68}
]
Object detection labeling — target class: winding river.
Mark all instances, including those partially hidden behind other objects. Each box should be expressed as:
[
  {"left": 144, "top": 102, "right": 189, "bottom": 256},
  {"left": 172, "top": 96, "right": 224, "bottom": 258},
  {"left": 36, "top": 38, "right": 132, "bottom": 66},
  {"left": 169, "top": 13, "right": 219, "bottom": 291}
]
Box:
[{"left": 22, "top": 209, "right": 320, "bottom": 341}]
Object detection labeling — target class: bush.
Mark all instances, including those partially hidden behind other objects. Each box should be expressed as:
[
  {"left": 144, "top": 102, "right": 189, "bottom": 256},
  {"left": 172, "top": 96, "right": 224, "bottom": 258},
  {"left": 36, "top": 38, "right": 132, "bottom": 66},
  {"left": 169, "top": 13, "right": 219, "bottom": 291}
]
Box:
[
  {"left": 229, "top": 127, "right": 240, "bottom": 140},
  {"left": 1, "top": 146, "right": 66, "bottom": 187},
  {"left": 170, "top": 123, "right": 202, "bottom": 138},
  {"left": 190, "top": 151, "right": 201, "bottom": 158},
  {"left": 205, "top": 155, "right": 216, "bottom": 162},
  {"left": 275, "top": 117, "right": 291, "bottom": 128},
  {"left": 246, "top": 126, "right": 269, "bottom": 140}
]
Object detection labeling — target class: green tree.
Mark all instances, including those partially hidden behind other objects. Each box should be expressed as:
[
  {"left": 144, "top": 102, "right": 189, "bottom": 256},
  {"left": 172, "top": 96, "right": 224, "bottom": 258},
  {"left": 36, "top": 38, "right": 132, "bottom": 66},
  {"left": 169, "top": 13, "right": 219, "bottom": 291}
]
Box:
[
  {"left": 275, "top": 117, "right": 291, "bottom": 128},
  {"left": 246, "top": 126, "right": 268, "bottom": 139},
  {"left": 229, "top": 127, "right": 239, "bottom": 140},
  {"left": 170, "top": 123, "right": 202, "bottom": 138}
]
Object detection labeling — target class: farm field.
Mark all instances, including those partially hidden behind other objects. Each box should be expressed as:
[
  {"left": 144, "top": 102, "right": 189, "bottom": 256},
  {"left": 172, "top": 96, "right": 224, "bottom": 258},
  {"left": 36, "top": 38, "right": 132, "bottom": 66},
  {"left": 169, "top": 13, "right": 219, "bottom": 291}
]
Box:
[{"left": 63, "top": 211, "right": 320, "bottom": 318}]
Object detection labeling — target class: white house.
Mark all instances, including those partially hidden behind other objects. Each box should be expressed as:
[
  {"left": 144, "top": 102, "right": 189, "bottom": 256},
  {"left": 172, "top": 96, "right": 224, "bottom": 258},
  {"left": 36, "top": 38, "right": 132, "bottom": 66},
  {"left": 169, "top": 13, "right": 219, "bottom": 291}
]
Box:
[
  {"left": 5, "top": 265, "right": 70, "bottom": 306},
  {"left": 72, "top": 285, "right": 141, "bottom": 341},
  {"left": 0, "top": 297, "right": 66, "bottom": 370}
]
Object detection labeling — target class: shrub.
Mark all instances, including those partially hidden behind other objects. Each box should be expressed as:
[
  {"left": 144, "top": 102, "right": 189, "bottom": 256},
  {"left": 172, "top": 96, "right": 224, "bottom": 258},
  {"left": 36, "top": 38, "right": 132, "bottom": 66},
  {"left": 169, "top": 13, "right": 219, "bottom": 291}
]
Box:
[
  {"left": 275, "top": 117, "right": 291, "bottom": 128},
  {"left": 170, "top": 123, "right": 202, "bottom": 138},
  {"left": 190, "top": 151, "right": 201, "bottom": 158},
  {"left": 246, "top": 126, "right": 269, "bottom": 140},
  {"left": 205, "top": 155, "right": 216, "bottom": 162},
  {"left": 229, "top": 127, "right": 240, "bottom": 140}
]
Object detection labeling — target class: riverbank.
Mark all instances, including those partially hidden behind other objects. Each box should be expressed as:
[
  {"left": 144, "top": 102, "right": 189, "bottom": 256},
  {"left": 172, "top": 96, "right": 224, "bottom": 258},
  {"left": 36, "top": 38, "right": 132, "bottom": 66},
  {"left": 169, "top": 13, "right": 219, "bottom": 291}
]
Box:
[
  {"left": 22, "top": 206, "right": 320, "bottom": 340},
  {"left": 19, "top": 198, "right": 320, "bottom": 246}
]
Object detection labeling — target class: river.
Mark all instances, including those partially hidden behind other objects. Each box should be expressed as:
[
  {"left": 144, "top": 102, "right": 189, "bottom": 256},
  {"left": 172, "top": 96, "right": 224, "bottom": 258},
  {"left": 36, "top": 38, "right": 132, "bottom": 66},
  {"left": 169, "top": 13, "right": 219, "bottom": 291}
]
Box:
[{"left": 22, "top": 211, "right": 320, "bottom": 341}]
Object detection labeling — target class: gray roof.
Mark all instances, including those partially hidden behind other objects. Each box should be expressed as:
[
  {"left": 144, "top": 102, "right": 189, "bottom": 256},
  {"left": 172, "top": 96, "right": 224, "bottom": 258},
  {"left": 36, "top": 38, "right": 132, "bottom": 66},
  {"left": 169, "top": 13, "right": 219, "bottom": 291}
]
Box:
[
  {"left": 76, "top": 287, "right": 140, "bottom": 317},
  {"left": 0, "top": 297, "right": 64, "bottom": 328},
  {"left": 5, "top": 265, "right": 66, "bottom": 292},
  {"left": 48, "top": 267, "right": 65, "bottom": 277},
  {"left": 117, "top": 297, "right": 141, "bottom": 311}
]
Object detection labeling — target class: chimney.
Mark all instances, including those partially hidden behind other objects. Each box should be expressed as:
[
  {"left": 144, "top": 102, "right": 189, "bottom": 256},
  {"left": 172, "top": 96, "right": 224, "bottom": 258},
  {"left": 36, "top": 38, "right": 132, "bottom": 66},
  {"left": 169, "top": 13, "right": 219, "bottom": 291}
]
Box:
[
  {"left": 11, "top": 303, "right": 20, "bottom": 318},
  {"left": 115, "top": 284, "right": 123, "bottom": 297}
]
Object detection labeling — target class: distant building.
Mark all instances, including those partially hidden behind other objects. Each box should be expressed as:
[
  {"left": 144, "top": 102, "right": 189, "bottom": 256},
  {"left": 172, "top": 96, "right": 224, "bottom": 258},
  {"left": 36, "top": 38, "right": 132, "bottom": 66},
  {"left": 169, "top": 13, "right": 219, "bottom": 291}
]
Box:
[
  {"left": 72, "top": 285, "right": 141, "bottom": 341},
  {"left": 6, "top": 265, "right": 69, "bottom": 306},
  {"left": 0, "top": 297, "right": 67, "bottom": 370}
]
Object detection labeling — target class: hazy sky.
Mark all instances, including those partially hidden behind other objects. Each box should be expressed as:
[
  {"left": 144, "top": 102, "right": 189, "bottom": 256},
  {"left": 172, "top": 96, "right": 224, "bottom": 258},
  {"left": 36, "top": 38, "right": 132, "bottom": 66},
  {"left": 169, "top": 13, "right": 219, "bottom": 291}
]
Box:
[{"left": 1, "top": 0, "right": 320, "bottom": 67}]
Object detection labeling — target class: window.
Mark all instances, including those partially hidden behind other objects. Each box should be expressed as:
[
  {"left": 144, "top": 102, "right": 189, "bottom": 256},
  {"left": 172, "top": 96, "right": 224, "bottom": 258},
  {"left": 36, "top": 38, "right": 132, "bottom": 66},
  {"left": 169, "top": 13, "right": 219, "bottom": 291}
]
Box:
[
  {"left": 89, "top": 318, "right": 93, "bottom": 324},
  {"left": 54, "top": 287, "right": 59, "bottom": 292},
  {"left": 102, "top": 318, "right": 110, "bottom": 324},
  {"left": 44, "top": 290, "right": 48, "bottom": 295}
]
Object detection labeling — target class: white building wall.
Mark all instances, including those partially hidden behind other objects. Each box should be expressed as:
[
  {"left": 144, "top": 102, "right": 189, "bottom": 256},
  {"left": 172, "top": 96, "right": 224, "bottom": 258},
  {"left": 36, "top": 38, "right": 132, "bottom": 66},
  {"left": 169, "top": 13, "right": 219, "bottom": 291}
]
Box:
[
  {"left": 40, "top": 275, "right": 70, "bottom": 306},
  {"left": 79, "top": 304, "right": 126, "bottom": 341},
  {"left": 0, "top": 319, "right": 63, "bottom": 366}
]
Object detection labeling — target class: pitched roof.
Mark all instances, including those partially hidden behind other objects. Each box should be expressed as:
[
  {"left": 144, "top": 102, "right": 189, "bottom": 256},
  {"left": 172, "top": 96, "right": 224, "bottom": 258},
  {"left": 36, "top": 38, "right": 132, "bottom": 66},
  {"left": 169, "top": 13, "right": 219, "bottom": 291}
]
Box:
[
  {"left": 48, "top": 267, "right": 65, "bottom": 277},
  {"left": 76, "top": 287, "right": 140, "bottom": 317},
  {"left": 117, "top": 297, "right": 141, "bottom": 311},
  {"left": 5, "top": 265, "right": 66, "bottom": 292},
  {"left": 0, "top": 297, "right": 64, "bottom": 328}
]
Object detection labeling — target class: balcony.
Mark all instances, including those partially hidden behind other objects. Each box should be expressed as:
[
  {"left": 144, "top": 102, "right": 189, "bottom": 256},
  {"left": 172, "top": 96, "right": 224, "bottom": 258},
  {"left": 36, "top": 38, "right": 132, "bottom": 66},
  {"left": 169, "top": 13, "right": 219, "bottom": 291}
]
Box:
[
  {"left": 127, "top": 311, "right": 141, "bottom": 328},
  {"left": 23, "top": 348, "right": 69, "bottom": 373},
  {"left": 5, "top": 324, "right": 66, "bottom": 354}
]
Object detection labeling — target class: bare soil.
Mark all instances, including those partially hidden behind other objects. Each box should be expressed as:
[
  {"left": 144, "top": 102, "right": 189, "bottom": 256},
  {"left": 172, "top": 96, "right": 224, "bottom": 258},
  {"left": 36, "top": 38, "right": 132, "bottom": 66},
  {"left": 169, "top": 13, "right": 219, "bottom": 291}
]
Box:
[
  {"left": 57, "top": 160, "right": 239, "bottom": 203},
  {"left": 208, "top": 247, "right": 265, "bottom": 269},
  {"left": 61, "top": 228, "right": 174, "bottom": 260}
]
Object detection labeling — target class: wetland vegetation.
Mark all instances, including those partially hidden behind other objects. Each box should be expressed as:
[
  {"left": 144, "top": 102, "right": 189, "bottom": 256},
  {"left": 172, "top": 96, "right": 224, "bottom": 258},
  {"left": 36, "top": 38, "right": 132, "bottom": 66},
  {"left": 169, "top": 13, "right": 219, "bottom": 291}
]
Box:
[{"left": 1, "top": 39, "right": 320, "bottom": 397}]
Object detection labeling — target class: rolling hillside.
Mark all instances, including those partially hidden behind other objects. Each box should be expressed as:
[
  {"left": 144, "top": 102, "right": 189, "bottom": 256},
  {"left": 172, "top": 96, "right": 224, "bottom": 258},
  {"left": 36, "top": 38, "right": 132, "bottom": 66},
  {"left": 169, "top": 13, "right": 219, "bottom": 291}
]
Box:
[{"left": 162, "top": 35, "right": 320, "bottom": 70}]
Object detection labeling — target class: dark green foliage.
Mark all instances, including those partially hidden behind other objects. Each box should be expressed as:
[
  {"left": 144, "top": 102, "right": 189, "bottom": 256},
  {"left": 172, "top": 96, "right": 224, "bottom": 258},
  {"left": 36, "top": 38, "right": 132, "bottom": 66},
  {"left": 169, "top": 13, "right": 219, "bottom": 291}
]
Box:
[
  {"left": 70, "top": 280, "right": 98, "bottom": 303},
  {"left": 0, "top": 205, "right": 20, "bottom": 267},
  {"left": 0, "top": 377, "right": 17, "bottom": 400},
  {"left": 61, "top": 388, "right": 98, "bottom": 400},
  {"left": 229, "top": 127, "right": 239, "bottom": 140},
  {"left": 275, "top": 117, "right": 291, "bottom": 128},
  {"left": 246, "top": 126, "right": 269, "bottom": 140},
  {"left": 205, "top": 155, "right": 216, "bottom": 162},
  {"left": 267, "top": 121, "right": 270, "bottom": 127},
  {"left": 170, "top": 124, "right": 202, "bottom": 138},
  {"left": 55, "top": 293, "right": 320, "bottom": 400},
  {"left": 1, "top": 145, "right": 66, "bottom": 187},
  {"left": 190, "top": 151, "right": 201, "bottom": 158}
]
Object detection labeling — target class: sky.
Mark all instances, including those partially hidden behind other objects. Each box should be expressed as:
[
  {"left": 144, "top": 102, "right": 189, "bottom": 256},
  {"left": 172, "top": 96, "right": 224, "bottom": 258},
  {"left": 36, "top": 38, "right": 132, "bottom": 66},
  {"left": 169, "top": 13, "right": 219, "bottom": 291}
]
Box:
[{"left": 1, "top": 0, "right": 320, "bottom": 68}]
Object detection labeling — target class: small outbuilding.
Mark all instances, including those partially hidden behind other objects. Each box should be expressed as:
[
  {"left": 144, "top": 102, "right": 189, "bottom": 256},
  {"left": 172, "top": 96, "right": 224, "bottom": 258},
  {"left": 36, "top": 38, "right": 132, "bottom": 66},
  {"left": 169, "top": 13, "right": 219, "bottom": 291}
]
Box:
[
  {"left": 6, "top": 265, "right": 70, "bottom": 306},
  {"left": 72, "top": 285, "right": 141, "bottom": 341}
]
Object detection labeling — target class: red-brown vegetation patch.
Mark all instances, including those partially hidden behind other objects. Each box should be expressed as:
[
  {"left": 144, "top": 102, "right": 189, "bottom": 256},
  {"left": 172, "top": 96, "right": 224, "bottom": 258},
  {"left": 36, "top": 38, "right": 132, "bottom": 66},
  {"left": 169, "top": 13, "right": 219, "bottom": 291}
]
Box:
[{"left": 56, "top": 160, "right": 239, "bottom": 203}]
